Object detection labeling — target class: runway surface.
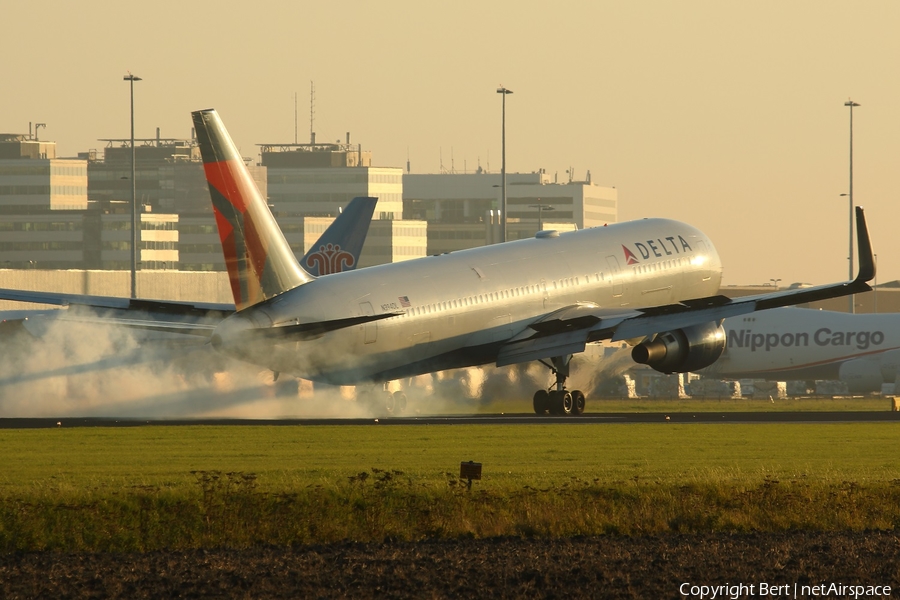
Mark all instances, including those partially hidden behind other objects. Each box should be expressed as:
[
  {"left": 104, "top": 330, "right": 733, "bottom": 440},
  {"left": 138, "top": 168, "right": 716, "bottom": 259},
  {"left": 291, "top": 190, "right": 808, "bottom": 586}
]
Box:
[{"left": 2, "top": 411, "right": 900, "bottom": 428}]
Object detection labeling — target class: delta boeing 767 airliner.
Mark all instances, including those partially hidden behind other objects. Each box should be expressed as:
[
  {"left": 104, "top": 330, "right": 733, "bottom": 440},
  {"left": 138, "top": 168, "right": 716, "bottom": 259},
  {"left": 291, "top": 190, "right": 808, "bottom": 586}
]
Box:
[{"left": 189, "top": 109, "right": 874, "bottom": 416}]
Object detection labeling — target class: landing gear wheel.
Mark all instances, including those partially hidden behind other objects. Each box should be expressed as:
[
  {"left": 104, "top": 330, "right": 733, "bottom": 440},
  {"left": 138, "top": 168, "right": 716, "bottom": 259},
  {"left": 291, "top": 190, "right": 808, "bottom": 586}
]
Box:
[
  {"left": 571, "top": 390, "right": 585, "bottom": 416},
  {"left": 392, "top": 391, "right": 408, "bottom": 415},
  {"left": 533, "top": 389, "right": 550, "bottom": 415},
  {"left": 549, "top": 390, "right": 573, "bottom": 416},
  {"left": 383, "top": 391, "right": 396, "bottom": 415}
]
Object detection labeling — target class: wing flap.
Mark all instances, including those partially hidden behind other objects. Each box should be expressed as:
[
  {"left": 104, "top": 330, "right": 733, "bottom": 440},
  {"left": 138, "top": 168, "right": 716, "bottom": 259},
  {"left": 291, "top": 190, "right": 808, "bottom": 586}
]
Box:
[
  {"left": 496, "top": 303, "right": 628, "bottom": 367},
  {"left": 496, "top": 331, "right": 588, "bottom": 367}
]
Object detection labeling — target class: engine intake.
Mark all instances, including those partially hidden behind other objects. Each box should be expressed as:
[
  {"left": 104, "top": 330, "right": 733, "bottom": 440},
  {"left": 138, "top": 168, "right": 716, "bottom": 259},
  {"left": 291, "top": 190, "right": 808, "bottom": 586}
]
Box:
[{"left": 632, "top": 322, "right": 726, "bottom": 373}]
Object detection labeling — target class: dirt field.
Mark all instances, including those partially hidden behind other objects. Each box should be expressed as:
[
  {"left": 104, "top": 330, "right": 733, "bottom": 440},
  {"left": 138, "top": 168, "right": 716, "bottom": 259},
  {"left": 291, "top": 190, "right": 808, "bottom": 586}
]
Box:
[{"left": 3, "top": 531, "right": 900, "bottom": 599}]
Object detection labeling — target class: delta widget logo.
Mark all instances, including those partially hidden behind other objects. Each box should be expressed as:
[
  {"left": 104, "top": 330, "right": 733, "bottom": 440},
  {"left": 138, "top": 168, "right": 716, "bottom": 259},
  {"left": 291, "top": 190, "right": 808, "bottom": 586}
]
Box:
[{"left": 622, "top": 245, "right": 640, "bottom": 265}]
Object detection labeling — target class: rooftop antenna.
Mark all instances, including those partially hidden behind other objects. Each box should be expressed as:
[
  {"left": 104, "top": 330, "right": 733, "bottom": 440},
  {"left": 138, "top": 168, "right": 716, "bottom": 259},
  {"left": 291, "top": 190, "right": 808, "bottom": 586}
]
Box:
[
  {"left": 294, "top": 92, "right": 298, "bottom": 144},
  {"left": 406, "top": 146, "right": 411, "bottom": 174},
  {"left": 451, "top": 147, "right": 455, "bottom": 174},
  {"left": 440, "top": 147, "right": 444, "bottom": 174},
  {"left": 486, "top": 150, "right": 490, "bottom": 173},
  {"left": 310, "top": 81, "right": 316, "bottom": 145},
  {"left": 34, "top": 123, "right": 46, "bottom": 141}
]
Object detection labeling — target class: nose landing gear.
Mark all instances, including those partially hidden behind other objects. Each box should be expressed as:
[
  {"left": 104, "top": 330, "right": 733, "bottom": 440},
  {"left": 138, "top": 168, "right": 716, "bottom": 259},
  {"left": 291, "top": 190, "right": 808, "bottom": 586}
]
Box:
[{"left": 532, "top": 355, "right": 585, "bottom": 417}]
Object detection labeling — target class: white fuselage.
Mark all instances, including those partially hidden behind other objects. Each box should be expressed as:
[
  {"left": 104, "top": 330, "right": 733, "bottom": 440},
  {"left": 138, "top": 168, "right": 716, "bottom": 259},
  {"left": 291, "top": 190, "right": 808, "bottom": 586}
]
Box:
[
  {"left": 214, "top": 219, "right": 723, "bottom": 384},
  {"left": 702, "top": 307, "right": 900, "bottom": 389}
]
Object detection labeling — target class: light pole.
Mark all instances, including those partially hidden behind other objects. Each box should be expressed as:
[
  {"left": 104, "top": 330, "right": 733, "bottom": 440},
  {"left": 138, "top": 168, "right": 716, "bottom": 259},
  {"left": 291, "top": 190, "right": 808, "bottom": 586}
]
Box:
[
  {"left": 840, "top": 192, "right": 852, "bottom": 289},
  {"left": 497, "top": 86, "right": 513, "bottom": 243},
  {"left": 844, "top": 98, "right": 860, "bottom": 314},
  {"left": 769, "top": 278, "right": 781, "bottom": 289},
  {"left": 529, "top": 203, "right": 554, "bottom": 232},
  {"left": 874, "top": 254, "right": 878, "bottom": 313},
  {"left": 124, "top": 72, "right": 141, "bottom": 300}
]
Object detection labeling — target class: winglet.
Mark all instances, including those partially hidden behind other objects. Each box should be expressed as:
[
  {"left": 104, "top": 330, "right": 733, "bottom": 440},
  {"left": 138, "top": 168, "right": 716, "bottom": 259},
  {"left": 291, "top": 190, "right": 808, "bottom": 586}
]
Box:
[
  {"left": 854, "top": 206, "right": 875, "bottom": 283},
  {"left": 750, "top": 206, "right": 874, "bottom": 312}
]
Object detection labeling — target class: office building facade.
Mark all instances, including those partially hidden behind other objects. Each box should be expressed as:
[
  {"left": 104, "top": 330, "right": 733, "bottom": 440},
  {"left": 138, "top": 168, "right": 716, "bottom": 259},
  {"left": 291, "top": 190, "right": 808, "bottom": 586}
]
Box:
[
  {"left": 403, "top": 170, "right": 616, "bottom": 255},
  {"left": 261, "top": 140, "right": 402, "bottom": 220}
]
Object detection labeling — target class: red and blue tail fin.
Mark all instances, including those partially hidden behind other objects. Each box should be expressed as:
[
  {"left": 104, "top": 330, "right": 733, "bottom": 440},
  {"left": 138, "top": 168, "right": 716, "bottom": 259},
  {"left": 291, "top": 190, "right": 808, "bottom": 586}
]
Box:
[{"left": 193, "top": 109, "right": 313, "bottom": 311}]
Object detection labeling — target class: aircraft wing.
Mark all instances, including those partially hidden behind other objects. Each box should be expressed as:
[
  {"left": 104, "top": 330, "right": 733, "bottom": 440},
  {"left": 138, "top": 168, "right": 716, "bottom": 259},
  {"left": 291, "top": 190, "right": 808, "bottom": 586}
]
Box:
[{"left": 497, "top": 206, "right": 875, "bottom": 367}]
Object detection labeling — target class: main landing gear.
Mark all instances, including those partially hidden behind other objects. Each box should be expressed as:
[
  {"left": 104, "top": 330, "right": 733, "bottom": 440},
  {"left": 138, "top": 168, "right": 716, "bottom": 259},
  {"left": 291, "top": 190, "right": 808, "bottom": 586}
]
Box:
[
  {"left": 532, "top": 355, "right": 585, "bottom": 417},
  {"left": 357, "top": 384, "right": 407, "bottom": 416}
]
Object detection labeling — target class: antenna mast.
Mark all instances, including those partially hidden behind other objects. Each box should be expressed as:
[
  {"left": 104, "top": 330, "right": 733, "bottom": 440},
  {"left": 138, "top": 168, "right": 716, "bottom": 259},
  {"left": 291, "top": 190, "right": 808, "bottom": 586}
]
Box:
[
  {"left": 294, "top": 92, "right": 298, "bottom": 144},
  {"left": 309, "top": 81, "right": 316, "bottom": 144}
]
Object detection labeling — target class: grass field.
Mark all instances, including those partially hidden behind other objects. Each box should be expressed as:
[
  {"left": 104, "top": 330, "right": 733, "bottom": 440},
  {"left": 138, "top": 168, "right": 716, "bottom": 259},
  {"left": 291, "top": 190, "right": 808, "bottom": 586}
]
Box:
[
  {"left": 2, "top": 421, "right": 900, "bottom": 488},
  {"left": 2, "top": 421, "right": 899, "bottom": 551}
]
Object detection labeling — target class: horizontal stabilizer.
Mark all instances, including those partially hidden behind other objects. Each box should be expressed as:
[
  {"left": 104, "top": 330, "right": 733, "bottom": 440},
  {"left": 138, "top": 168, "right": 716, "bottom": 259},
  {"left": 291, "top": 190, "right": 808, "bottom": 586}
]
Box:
[
  {"left": 53, "top": 315, "right": 219, "bottom": 338},
  {"left": 0, "top": 287, "right": 233, "bottom": 315}
]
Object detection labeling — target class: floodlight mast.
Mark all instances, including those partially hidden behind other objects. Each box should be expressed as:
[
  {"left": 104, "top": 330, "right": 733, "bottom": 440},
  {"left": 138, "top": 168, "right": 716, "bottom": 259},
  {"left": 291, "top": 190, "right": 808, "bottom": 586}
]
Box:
[
  {"left": 497, "top": 86, "right": 513, "bottom": 243},
  {"left": 844, "top": 98, "right": 860, "bottom": 314},
  {"left": 124, "top": 72, "right": 142, "bottom": 299}
]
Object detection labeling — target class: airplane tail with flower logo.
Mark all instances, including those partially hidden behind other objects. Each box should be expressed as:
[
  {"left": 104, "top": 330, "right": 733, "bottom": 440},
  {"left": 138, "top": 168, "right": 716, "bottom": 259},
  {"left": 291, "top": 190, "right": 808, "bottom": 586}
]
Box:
[
  {"left": 193, "top": 109, "right": 314, "bottom": 311},
  {"left": 300, "top": 196, "right": 376, "bottom": 276}
]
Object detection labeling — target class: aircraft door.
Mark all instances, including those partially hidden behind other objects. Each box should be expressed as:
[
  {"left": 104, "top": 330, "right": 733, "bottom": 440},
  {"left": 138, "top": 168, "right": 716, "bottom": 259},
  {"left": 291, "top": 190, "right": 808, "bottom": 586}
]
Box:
[
  {"left": 359, "top": 301, "right": 377, "bottom": 344},
  {"left": 605, "top": 255, "right": 624, "bottom": 297}
]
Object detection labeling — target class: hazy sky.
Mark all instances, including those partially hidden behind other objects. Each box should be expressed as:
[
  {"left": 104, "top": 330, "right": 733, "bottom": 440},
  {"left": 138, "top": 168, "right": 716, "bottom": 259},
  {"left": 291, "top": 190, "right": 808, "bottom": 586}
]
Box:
[{"left": 3, "top": 1, "right": 898, "bottom": 287}]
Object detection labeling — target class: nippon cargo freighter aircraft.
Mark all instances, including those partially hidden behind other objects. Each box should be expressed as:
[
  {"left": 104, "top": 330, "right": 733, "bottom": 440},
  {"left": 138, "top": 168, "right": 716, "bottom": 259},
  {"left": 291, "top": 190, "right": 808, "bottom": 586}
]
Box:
[
  {"left": 703, "top": 308, "right": 900, "bottom": 393},
  {"left": 0, "top": 109, "right": 876, "bottom": 416}
]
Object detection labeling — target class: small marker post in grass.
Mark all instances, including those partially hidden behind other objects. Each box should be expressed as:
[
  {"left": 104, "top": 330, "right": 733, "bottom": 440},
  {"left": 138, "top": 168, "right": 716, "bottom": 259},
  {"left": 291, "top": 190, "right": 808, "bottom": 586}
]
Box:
[{"left": 460, "top": 461, "right": 482, "bottom": 490}]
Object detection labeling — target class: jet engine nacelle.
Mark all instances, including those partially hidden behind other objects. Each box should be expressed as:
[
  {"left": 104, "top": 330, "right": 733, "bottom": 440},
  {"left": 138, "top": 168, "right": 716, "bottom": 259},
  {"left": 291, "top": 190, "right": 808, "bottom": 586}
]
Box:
[{"left": 632, "top": 322, "right": 726, "bottom": 374}]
